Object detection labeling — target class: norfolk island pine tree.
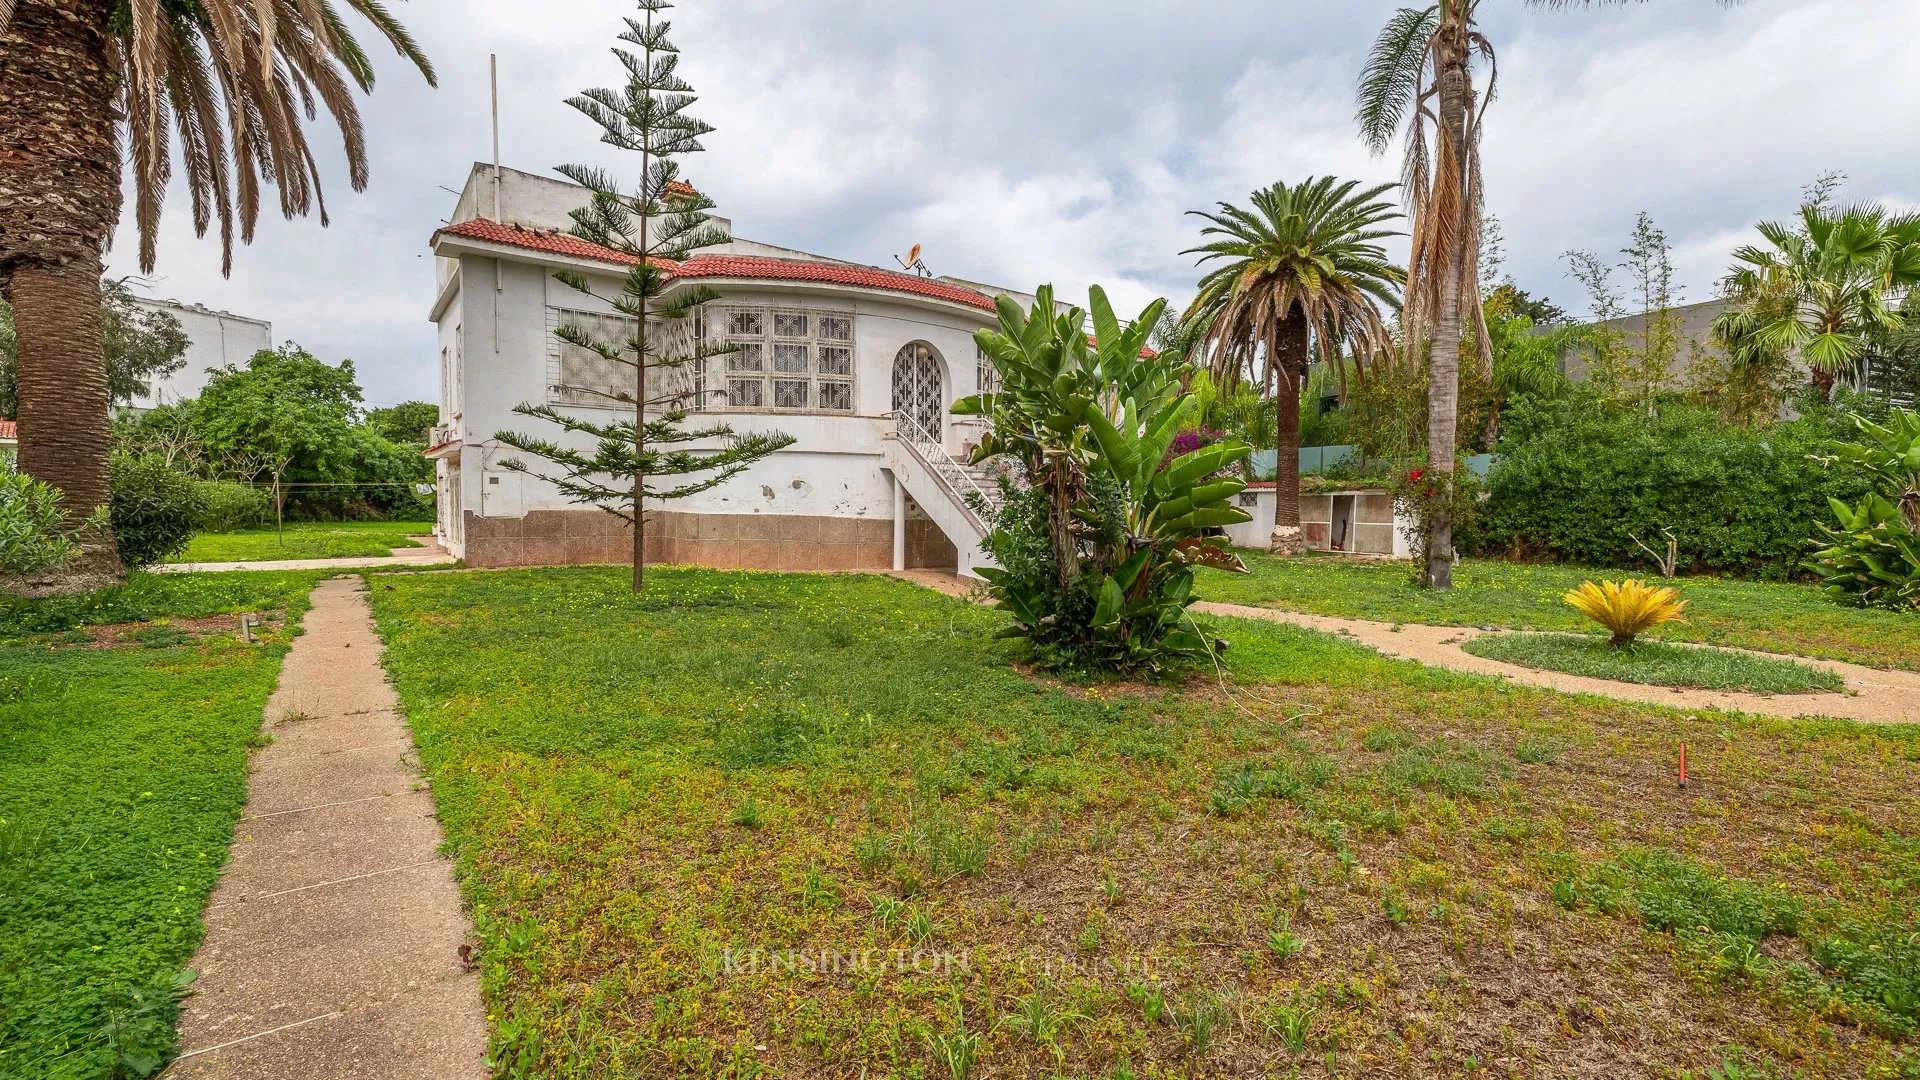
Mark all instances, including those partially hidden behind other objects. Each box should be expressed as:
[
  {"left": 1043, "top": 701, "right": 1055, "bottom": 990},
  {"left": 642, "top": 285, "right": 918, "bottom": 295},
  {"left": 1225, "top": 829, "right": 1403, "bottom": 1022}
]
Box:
[{"left": 493, "top": 0, "right": 793, "bottom": 591}]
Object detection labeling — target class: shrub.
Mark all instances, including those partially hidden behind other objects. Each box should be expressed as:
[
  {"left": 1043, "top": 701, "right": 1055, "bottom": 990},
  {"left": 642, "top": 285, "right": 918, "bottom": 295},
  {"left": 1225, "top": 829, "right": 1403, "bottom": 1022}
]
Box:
[
  {"left": 109, "top": 455, "right": 207, "bottom": 567},
  {"left": 1478, "top": 393, "right": 1870, "bottom": 578},
  {"left": 194, "top": 480, "right": 271, "bottom": 533},
  {"left": 1810, "top": 410, "right": 1920, "bottom": 610},
  {"left": 957, "top": 285, "right": 1253, "bottom": 675},
  {"left": 1563, "top": 579, "right": 1688, "bottom": 646},
  {"left": 0, "top": 471, "right": 95, "bottom": 576},
  {"left": 1809, "top": 493, "right": 1920, "bottom": 611}
]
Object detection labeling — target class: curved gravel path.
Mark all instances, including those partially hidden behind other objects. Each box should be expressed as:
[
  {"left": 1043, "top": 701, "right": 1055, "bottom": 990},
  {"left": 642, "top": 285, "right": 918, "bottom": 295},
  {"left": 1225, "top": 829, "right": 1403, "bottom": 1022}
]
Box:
[{"left": 1193, "top": 600, "right": 1920, "bottom": 725}]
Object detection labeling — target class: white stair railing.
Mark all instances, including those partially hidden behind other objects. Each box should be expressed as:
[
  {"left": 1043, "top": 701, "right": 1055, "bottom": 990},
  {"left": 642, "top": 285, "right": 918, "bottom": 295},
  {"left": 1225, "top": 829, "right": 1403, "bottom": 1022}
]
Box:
[{"left": 887, "top": 411, "right": 1000, "bottom": 533}]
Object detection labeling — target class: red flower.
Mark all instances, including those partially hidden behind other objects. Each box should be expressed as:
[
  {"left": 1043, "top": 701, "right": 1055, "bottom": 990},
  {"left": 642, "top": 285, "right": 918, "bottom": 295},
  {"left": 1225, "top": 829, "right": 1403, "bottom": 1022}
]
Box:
[{"left": 1407, "top": 467, "right": 1426, "bottom": 482}]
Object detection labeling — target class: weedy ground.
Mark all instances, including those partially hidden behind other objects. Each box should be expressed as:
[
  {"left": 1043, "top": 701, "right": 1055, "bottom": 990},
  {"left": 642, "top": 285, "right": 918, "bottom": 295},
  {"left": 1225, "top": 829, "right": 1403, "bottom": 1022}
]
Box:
[
  {"left": 1462, "top": 632, "right": 1847, "bottom": 695},
  {"left": 1198, "top": 552, "right": 1920, "bottom": 672},
  {"left": 369, "top": 567, "right": 1920, "bottom": 1080},
  {"left": 167, "top": 520, "right": 434, "bottom": 563},
  {"left": 0, "top": 570, "right": 322, "bottom": 1080}
]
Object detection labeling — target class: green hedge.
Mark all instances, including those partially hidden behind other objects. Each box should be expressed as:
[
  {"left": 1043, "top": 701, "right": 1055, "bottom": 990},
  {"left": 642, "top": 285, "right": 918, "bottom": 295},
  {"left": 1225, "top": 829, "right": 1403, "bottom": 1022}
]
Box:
[
  {"left": 194, "top": 481, "right": 271, "bottom": 533},
  {"left": 1477, "top": 396, "right": 1872, "bottom": 580}
]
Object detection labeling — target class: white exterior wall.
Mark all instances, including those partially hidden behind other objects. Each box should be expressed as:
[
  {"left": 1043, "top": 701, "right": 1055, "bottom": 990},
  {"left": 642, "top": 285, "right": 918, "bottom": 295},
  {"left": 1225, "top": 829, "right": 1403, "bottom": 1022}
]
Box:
[
  {"left": 433, "top": 251, "right": 1000, "bottom": 558},
  {"left": 124, "top": 298, "right": 273, "bottom": 409}
]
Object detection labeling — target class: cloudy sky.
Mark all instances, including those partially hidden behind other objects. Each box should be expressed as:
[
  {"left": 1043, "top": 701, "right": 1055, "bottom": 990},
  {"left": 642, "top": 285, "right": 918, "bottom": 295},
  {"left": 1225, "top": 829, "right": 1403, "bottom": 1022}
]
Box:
[{"left": 106, "top": 0, "right": 1920, "bottom": 409}]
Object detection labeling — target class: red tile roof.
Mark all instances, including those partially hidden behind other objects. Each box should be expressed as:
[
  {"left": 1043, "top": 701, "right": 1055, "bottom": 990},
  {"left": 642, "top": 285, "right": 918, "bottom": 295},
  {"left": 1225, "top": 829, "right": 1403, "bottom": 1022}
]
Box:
[
  {"left": 0, "top": 419, "right": 15, "bottom": 440},
  {"left": 434, "top": 218, "right": 996, "bottom": 312},
  {"left": 432, "top": 219, "right": 1157, "bottom": 356}
]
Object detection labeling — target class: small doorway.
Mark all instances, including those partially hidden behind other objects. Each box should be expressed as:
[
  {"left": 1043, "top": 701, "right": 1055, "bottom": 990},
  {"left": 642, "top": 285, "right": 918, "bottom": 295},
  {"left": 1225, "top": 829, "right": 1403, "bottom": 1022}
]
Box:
[{"left": 891, "top": 341, "right": 945, "bottom": 441}]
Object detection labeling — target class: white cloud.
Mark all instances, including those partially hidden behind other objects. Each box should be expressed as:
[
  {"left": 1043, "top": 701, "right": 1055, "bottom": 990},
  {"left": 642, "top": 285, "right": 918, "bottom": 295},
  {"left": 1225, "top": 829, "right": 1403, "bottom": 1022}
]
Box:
[{"left": 103, "top": 0, "right": 1920, "bottom": 404}]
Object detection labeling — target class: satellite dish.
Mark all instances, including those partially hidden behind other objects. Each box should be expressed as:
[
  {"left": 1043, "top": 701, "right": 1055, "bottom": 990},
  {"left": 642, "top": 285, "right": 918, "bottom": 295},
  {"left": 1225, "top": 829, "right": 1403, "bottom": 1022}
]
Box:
[{"left": 895, "top": 244, "right": 930, "bottom": 278}]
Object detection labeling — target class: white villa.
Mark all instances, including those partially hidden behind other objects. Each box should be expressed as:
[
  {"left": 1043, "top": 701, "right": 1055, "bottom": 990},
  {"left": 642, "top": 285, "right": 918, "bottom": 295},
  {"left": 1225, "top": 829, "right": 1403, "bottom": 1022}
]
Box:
[{"left": 427, "top": 164, "right": 1033, "bottom": 575}]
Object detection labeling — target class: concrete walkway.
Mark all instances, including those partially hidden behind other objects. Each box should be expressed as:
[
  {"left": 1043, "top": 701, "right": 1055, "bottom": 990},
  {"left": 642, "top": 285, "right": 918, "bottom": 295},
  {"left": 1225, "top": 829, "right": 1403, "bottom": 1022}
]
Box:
[
  {"left": 168, "top": 577, "right": 486, "bottom": 1079},
  {"left": 156, "top": 537, "right": 457, "bottom": 575},
  {"left": 1194, "top": 600, "right": 1920, "bottom": 725},
  {"left": 886, "top": 572, "right": 1919, "bottom": 724}
]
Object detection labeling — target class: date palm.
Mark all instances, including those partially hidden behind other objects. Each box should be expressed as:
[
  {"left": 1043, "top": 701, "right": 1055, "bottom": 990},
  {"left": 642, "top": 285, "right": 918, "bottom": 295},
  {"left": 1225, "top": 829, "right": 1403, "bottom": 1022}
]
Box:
[
  {"left": 1722, "top": 203, "right": 1920, "bottom": 400},
  {"left": 0, "top": 0, "right": 432, "bottom": 593},
  {"left": 1184, "top": 177, "right": 1403, "bottom": 554}
]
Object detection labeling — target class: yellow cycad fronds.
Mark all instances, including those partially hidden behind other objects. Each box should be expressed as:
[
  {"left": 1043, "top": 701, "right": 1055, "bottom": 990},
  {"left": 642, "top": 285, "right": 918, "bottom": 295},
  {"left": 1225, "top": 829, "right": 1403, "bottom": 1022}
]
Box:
[{"left": 1563, "top": 579, "right": 1688, "bottom": 647}]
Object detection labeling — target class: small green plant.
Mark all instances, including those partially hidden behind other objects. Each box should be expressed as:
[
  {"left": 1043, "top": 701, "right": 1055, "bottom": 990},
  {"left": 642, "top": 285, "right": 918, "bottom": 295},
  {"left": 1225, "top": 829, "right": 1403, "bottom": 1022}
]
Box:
[
  {"left": 1125, "top": 981, "right": 1168, "bottom": 1024},
  {"left": 871, "top": 895, "right": 906, "bottom": 932},
  {"left": 1266, "top": 927, "right": 1304, "bottom": 960},
  {"left": 922, "top": 1013, "right": 983, "bottom": 1080},
  {"left": 1381, "top": 888, "right": 1412, "bottom": 926},
  {"left": 729, "top": 798, "right": 764, "bottom": 830},
  {"left": 1002, "top": 992, "right": 1086, "bottom": 1067},
  {"left": 1171, "top": 992, "right": 1229, "bottom": 1061},
  {"left": 1264, "top": 1001, "right": 1315, "bottom": 1053}
]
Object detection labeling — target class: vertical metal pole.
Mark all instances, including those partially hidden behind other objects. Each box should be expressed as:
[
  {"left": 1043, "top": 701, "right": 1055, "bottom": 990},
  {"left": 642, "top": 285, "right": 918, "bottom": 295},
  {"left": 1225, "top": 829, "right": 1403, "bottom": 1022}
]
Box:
[{"left": 489, "top": 54, "right": 502, "bottom": 221}]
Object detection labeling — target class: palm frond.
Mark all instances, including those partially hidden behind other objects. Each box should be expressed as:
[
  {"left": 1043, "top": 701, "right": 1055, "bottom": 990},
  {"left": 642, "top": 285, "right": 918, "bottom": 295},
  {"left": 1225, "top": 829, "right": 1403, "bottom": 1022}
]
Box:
[{"left": 1356, "top": 6, "right": 1438, "bottom": 154}]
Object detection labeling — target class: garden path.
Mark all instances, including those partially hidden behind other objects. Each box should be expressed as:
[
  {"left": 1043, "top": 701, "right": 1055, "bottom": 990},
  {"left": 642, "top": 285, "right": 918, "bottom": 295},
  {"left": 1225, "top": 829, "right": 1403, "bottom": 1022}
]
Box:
[
  {"left": 166, "top": 576, "right": 486, "bottom": 1079},
  {"left": 884, "top": 571, "right": 1920, "bottom": 724},
  {"left": 155, "top": 536, "right": 457, "bottom": 574}
]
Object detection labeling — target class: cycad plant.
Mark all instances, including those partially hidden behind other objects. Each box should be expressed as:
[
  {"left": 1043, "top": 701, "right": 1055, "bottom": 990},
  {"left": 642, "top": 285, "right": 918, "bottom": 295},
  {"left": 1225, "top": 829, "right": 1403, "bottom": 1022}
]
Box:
[
  {"left": 955, "top": 286, "right": 1253, "bottom": 674},
  {"left": 1564, "top": 579, "right": 1689, "bottom": 647}
]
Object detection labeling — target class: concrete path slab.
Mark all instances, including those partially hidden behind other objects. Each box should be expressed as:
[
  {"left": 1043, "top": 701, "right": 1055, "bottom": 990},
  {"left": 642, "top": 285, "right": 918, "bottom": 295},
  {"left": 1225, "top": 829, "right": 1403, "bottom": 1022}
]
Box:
[{"left": 167, "top": 577, "right": 486, "bottom": 1080}]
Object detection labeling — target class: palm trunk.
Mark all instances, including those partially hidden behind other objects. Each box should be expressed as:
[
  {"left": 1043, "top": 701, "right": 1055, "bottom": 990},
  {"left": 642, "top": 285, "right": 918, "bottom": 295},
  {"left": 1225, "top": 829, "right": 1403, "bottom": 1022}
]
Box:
[
  {"left": 1269, "top": 313, "right": 1310, "bottom": 555},
  {"left": 0, "top": 0, "right": 126, "bottom": 595},
  {"left": 1423, "top": 15, "right": 1472, "bottom": 590}
]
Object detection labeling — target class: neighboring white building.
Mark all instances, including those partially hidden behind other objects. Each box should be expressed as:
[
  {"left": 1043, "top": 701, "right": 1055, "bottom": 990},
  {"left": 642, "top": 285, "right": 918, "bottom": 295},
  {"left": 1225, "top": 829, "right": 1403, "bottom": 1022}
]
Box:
[
  {"left": 123, "top": 297, "right": 273, "bottom": 410},
  {"left": 427, "top": 164, "right": 1042, "bottom": 574}
]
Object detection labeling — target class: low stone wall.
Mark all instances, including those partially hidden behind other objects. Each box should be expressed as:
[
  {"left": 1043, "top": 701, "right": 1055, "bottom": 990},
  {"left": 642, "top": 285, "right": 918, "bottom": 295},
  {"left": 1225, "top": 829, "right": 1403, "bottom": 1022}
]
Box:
[{"left": 460, "top": 509, "right": 957, "bottom": 572}]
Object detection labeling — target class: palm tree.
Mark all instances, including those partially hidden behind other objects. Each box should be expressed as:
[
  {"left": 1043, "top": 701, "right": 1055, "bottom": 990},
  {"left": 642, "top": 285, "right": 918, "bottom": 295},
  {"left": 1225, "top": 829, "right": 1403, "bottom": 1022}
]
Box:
[
  {"left": 0, "top": 0, "right": 432, "bottom": 592},
  {"left": 1356, "top": 0, "right": 1735, "bottom": 588},
  {"left": 1721, "top": 203, "right": 1920, "bottom": 400},
  {"left": 1183, "top": 177, "right": 1404, "bottom": 554}
]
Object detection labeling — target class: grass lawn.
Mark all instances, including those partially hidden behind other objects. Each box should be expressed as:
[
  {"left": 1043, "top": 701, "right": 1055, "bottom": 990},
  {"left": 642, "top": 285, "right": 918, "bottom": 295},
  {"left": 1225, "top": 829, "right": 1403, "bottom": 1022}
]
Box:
[
  {"left": 370, "top": 566, "right": 1920, "bottom": 1079},
  {"left": 1463, "top": 632, "right": 1846, "bottom": 695},
  {"left": 168, "top": 520, "right": 434, "bottom": 563},
  {"left": 0, "top": 571, "right": 321, "bottom": 1079},
  {"left": 1200, "top": 551, "right": 1920, "bottom": 672}
]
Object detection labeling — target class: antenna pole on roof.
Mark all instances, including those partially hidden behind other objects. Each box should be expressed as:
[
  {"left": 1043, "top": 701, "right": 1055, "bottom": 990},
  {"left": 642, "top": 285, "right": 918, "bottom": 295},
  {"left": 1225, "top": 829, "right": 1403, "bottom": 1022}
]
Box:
[{"left": 490, "top": 53, "right": 502, "bottom": 221}]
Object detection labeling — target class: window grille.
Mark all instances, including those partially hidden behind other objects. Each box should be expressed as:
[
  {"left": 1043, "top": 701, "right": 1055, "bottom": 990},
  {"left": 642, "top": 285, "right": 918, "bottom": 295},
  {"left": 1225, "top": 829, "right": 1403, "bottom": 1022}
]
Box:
[
  {"left": 548, "top": 307, "right": 639, "bottom": 407},
  {"left": 707, "top": 304, "right": 856, "bottom": 412},
  {"left": 976, "top": 346, "right": 1001, "bottom": 396}
]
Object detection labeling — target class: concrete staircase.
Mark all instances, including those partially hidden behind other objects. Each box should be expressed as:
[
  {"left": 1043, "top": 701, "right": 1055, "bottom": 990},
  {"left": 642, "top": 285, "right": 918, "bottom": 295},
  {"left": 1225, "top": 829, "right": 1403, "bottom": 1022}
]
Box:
[{"left": 881, "top": 430, "right": 1002, "bottom": 579}]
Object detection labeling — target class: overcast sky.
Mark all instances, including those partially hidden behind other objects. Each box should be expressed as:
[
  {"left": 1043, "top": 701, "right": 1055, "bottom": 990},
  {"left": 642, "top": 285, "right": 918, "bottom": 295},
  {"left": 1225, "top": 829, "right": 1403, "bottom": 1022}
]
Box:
[{"left": 105, "top": 0, "right": 1920, "bottom": 409}]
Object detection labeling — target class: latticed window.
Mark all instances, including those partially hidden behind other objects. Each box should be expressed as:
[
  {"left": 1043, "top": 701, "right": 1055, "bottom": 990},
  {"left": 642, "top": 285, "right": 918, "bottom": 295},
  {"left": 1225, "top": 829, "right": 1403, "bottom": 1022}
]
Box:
[
  {"left": 547, "top": 307, "right": 639, "bottom": 407},
  {"left": 976, "top": 346, "right": 1001, "bottom": 396},
  {"left": 707, "top": 304, "right": 856, "bottom": 412}
]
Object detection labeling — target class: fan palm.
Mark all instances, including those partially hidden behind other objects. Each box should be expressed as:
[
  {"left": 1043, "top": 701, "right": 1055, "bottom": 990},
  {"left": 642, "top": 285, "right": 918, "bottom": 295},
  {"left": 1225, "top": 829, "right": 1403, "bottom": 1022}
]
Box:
[
  {"left": 1183, "top": 177, "right": 1403, "bottom": 554},
  {"left": 0, "top": 0, "right": 433, "bottom": 593},
  {"left": 1721, "top": 203, "right": 1920, "bottom": 400},
  {"left": 1356, "top": 0, "right": 1737, "bottom": 588}
]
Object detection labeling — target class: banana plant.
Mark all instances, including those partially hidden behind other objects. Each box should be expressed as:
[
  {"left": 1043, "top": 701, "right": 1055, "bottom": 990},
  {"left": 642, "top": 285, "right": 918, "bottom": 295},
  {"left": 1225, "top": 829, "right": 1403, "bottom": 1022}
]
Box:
[
  {"left": 1809, "top": 492, "right": 1920, "bottom": 610},
  {"left": 1820, "top": 409, "right": 1920, "bottom": 530},
  {"left": 954, "top": 286, "right": 1254, "bottom": 673}
]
